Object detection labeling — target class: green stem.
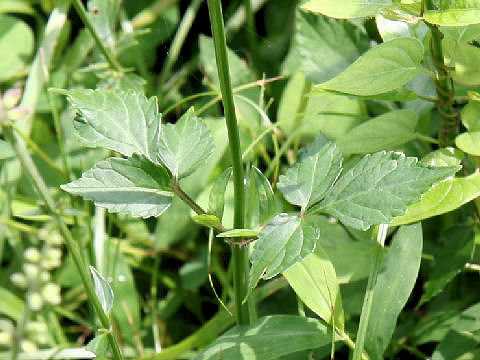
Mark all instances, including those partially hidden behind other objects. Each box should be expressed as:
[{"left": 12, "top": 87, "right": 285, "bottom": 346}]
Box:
[
  {"left": 71, "top": 0, "right": 123, "bottom": 72},
  {"left": 207, "top": 0, "right": 249, "bottom": 325},
  {"left": 2, "top": 127, "right": 124, "bottom": 360},
  {"left": 171, "top": 182, "right": 206, "bottom": 215},
  {"left": 352, "top": 224, "right": 389, "bottom": 360},
  {"left": 244, "top": 0, "right": 258, "bottom": 75},
  {"left": 151, "top": 253, "right": 162, "bottom": 352},
  {"left": 9, "top": 298, "right": 31, "bottom": 360}
]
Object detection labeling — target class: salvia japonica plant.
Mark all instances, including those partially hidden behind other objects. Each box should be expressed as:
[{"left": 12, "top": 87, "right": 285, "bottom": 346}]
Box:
[{"left": 1, "top": 0, "right": 480, "bottom": 359}]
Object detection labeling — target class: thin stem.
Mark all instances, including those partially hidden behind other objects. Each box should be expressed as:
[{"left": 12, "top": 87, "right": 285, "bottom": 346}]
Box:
[
  {"left": 71, "top": 0, "right": 123, "bottom": 72},
  {"left": 151, "top": 253, "right": 162, "bottom": 352},
  {"left": 207, "top": 0, "right": 249, "bottom": 325},
  {"left": 352, "top": 224, "right": 389, "bottom": 360},
  {"left": 2, "top": 127, "right": 124, "bottom": 360},
  {"left": 415, "top": 133, "right": 440, "bottom": 144},
  {"left": 171, "top": 182, "right": 206, "bottom": 215}
]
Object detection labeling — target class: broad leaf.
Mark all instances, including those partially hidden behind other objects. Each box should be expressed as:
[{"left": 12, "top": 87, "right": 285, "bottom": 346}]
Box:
[
  {"left": 421, "top": 147, "right": 464, "bottom": 168},
  {"left": 87, "top": 0, "right": 120, "bottom": 49},
  {"left": 61, "top": 155, "right": 173, "bottom": 218},
  {"left": 301, "top": 0, "right": 392, "bottom": 19},
  {"left": 315, "top": 37, "right": 424, "bottom": 96},
  {"left": 365, "top": 223, "right": 423, "bottom": 360},
  {"left": 443, "top": 39, "right": 480, "bottom": 86},
  {"left": 247, "top": 214, "right": 319, "bottom": 297},
  {"left": 277, "top": 135, "right": 342, "bottom": 211},
  {"left": 336, "top": 110, "right": 419, "bottom": 155},
  {"left": 310, "top": 152, "right": 457, "bottom": 230},
  {"left": 157, "top": 108, "right": 214, "bottom": 179},
  {"left": 284, "top": 247, "right": 345, "bottom": 330},
  {"left": 391, "top": 172, "right": 480, "bottom": 226},
  {"left": 455, "top": 132, "right": 480, "bottom": 156},
  {"left": 89, "top": 265, "right": 114, "bottom": 315},
  {"left": 425, "top": 8, "right": 480, "bottom": 26},
  {"left": 192, "top": 315, "right": 332, "bottom": 360},
  {"left": 419, "top": 226, "right": 475, "bottom": 307},
  {"left": 461, "top": 101, "right": 480, "bottom": 131},
  {"left": 66, "top": 88, "right": 162, "bottom": 163}
]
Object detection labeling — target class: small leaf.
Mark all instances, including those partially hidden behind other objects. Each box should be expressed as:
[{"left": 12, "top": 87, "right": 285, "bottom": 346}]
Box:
[
  {"left": 391, "top": 172, "right": 480, "bottom": 226},
  {"left": 420, "top": 148, "right": 464, "bottom": 168},
  {"left": 247, "top": 214, "right": 319, "bottom": 298},
  {"left": 193, "top": 214, "right": 223, "bottom": 230},
  {"left": 284, "top": 246, "right": 345, "bottom": 330},
  {"left": 61, "top": 155, "right": 173, "bottom": 218},
  {"left": 310, "top": 152, "right": 458, "bottom": 230},
  {"left": 419, "top": 226, "right": 475, "bottom": 307},
  {"left": 300, "top": 0, "right": 392, "bottom": 19},
  {"left": 208, "top": 167, "right": 232, "bottom": 220},
  {"left": 192, "top": 315, "right": 332, "bottom": 360},
  {"left": 277, "top": 135, "right": 342, "bottom": 211},
  {"left": 246, "top": 166, "right": 277, "bottom": 228},
  {"left": 157, "top": 108, "right": 215, "bottom": 179},
  {"left": 315, "top": 37, "right": 424, "bottom": 96},
  {"left": 365, "top": 223, "right": 423, "bottom": 360},
  {"left": 66, "top": 88, "right": 162, "bottom": 163},
  {"left": 217, "top": 229, "right": 259, "bottom": 238},
  {"left": 89, "top": 265, "right": 114, "bottom": 315},
  {"left": 86, "top": 334, "right": 109, "bottom": 357},
  {"left": 455, "top": 132, "right": 480, "bottom": 156},
  {"left": 461, "top": 101, "right": 480, "bottom": 131},
  {"left": 336, "top": 110, "right": 419, "bottom": 154},
  {"left": 443, "top": 39, "right": 480, "bottom": 86}
]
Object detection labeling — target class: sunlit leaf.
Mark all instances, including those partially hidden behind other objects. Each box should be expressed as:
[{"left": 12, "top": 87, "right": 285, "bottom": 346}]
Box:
[
  {"left": 89, "top": 265, "right": 114, "bottom": 315},
  {"left": 301, "top": 0, "right": 392, "bottom": 19}
]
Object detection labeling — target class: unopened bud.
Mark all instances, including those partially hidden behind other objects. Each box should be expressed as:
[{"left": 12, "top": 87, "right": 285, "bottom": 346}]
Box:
[
  {"left": 10, "top": 272, "right": 27, "bottom": 288},
  {"left": 2, "top": 88, "right": 22, "bottom": 109},
  {"left": 24, "top": 248, "right": 41, "bottom": 263},
  {"left": 39, "top": 271, "right": 50, "bottom": 282},
  {"left": 20, "top": 339, "right": 38, "bottom": 353},
  {"left": 7, "top": 107, "right": 30, "bottom": 121},
  {"left": 41, "top": 283, "right": 61, "bottom": 305},
  {"left": 27, "top": 292, "right": 44, "bottom": 311},
  {"left": 23, "top": 263, "right": 39, "bottom": 281}
]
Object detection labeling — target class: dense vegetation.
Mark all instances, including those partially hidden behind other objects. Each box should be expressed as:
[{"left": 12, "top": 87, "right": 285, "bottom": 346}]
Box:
[{"left": 1, "top": 0, "right": 480, "bottom": 359}]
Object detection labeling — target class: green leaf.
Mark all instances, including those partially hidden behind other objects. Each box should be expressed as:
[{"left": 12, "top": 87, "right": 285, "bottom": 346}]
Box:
[
  {"left": 157, "top": 108, "right": 215, "bottom": 179},
  {"left": 192, "top": 315, "right": 332, "bottom": 360},
  {"left": 192, "top": 214, "right": 223, "bottom": 230},
  {"left": 86, "top": 334, "right": 109, "bottom": 357},
  {"left": 0, "top": 139, "right": 14, "bottom": 160},
  {"left": 282, "top": 10, "right": 368, "bottom": 83},
  {"left": 278, "top": 135, "right": 342, "bottom": 211},
  {"left": 66, "top": 88, "right": 162, "bottom": 163},
  {"left": 425, "top": 8, "right": 480, "bottom": 26},
  {"left": 87, "top": 0, "right": 120, "bottom": 49},
  {"left": 246, "top": 166, "right": 277, "bottom": 228},
  {"left": 461, "top": 101, "right": 480, "bottom": 131},
  {"left": 391, "top": 172, "right": 480, "bottom": 226},
  {"left": 284, "top": 247, "right": 344, "bottom": 330},
  {"left": 443, "top": 39, "right": 480, "bottom": 86},
  {"left": 336, "top": 110, "right": 419, "bottom": 155},
  {"left": 365, "top": 223, "right": 423, "bottom": 360},
  {"left": 89, "top": 265, "right": 114, "bottom": 315},
  {"left": 420, "top": 147, "right": 464, "bottom": 168},
  {"left": 208, "top": 167, "right": 232, "bottom": 220},
  {"left": 247, "top": 214, "right": 319, "bottom": 298},
  {"left": 300, "top": 0, "right": 392, "bottom": 19},
  {"left": 418, "top": 226, "right": 475, "bottom": 307},
  {"left": 315, "top": 37, "right": 424, "bottom": 96},
  {"left": 455, "top": 132, "right": 480, "bottom": 156},
  {"left": 310, "top": 152, "right": 457, "bottom": 230},
  {"left": 61, "top": 155, "right": 173, "bottom": 218},
  {"left": 0, "top": 15, "right": 34, "bottom": 81},
  {"left": 217, "top": 229, "right": 259, "bottom": 238},
  {"left": 432, "top": 302, "right": 480, "bottom": 360},
  {"left": 0, "top": 287, "right": 24, "bottom": 320}
]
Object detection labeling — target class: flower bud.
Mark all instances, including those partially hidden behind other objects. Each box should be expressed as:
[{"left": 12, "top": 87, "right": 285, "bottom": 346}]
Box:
[
  {"left": 45, "top": 232, "right": 63, "bottom": 246},
  {"left": 27, "top": 292, "right": 44, "bottom": 311},
  {"left": 24, "top": 248, "right": 41, "bottom": 263},
  {"left": 20, "top": 339, "right": 38, "bottom": 353},
  {"left": 41, "top": 247, "right": 62, "bottom": 269},
  {"left": 2, "top": 88, "right": 22, "bottom": 110},
  {"left": 25, "top": 322, "right": 48, "bottom": 344},
  {"left": 0, "top": 319, "right": 14, "bottom": 333},
  {"left": 39, "top": 271, "right": 50, "bottom": 283},
  {"left": 0, "top": 331, "right": 12, "bottom": 345},
  {"left": 10, "top": 272, "right": 27, "bottom": 288},
  {"left": 41, "top": 283, "right": 61, "bottom": 305},
  {"left": 23, "top": 263, "right": 39, "bottom": 281}
]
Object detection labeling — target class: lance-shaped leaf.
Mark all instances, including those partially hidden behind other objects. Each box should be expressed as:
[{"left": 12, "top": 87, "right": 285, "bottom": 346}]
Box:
[
  {"left": 309, "top": 152, "right": 458, "bottom": 230},
  {"left": 208, "top": 167, "right": 232, "bottom": 220},
  {"left": 246, "top": 166, "right": 277, "bottom": 228},
  {"left": 314, "top": 37, "right": 423, "bottom": 96},
  {"left": 157, "top": 108, "right": 214, "bottom": 179},
  {"left": 301, "top": 0, "right": 392, "bottom": 19},
  {"left": 192, "top": 315, "right": 332, "bottom": 360},
  {"left": 247, "top": 214, "right": 319, "bottom": 298},
  {"left": 66, "top": 88, "right": 162, "bottom": 163},
  {"left": 277, "top": 135, "right": 342, "bottom": 211},
  {"left": 61, "top": 155, "right": 173, "bottom": 218},
  {"left": 89, "top": 265, "right": 114, "bottom": 315}
]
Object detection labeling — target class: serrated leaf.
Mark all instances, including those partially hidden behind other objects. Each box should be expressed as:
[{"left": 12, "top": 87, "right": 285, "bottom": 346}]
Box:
[
  {"left": 246, "top": 166, "right": 277, "bottom": 228},
  {"left": 89, "top": 265, "right": 114, "bottom": 315},
  {"left": 66, "top": 88, "right": 162, "bottom": 163},
  {"left": 315, "top": 37, "right": 424, "bottom": 96},
  {"left": 217, "top": 229, "right": 259, "bottom": 238},
  {"left": 391, "top": 172, "right": 480, "bottom": 226},
  {"left": 455, "top": 132, "right": 480, "bottom": 156},
  {"left": 310, "top": 152, "right": 458, "bottom": 230},
  {"left": 336, "top": 110, "right": 419, "bottom": 154},
  {"left": 247, "top": 214, "right": 319, "bottom": 298},
  {"left": 192, "top": 315, "right": 332, "bottom": 360},
  {"left": 192, "top": 214, "right": 223, "bottom": 230},
  {"left": 61, "top": 155, "right": 173, "bottom": 218},
  {"left": 208, "top": 167, "right": 232, "bottom": 220},
  {"left": 278, "top": 135, "right": 342, "bottom": 211},
  {"left": 365, "top": 223, "right": 423, "bottom": 360},
  {"left": 419, "top": 226, "right": 475, "bottom": 307},
  {"left": 157, "top": 108, "right": 214, "bottom": 179},
  {"left": 300, "top": 0, "right": 392, "bottom": 19},
  {"left": 284, "top": 247, "right": 344, "bottom": 330}
]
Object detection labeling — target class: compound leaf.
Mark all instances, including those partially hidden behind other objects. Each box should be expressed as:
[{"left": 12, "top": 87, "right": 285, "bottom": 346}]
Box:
[
  {"left": 157, "top": 108, "right": 215, "bottom": 179},
  {"left": 310, "top": 152, "right": 457, "bottom": 230},
  {"left": 66, "top": 88, "right": 162, "bottom": 163},
  {"left": 61, "top": 155, "right": 173, "bottom": 218},
  {"left": 278, "top": 135, "right": 342, "bottom": 211}
]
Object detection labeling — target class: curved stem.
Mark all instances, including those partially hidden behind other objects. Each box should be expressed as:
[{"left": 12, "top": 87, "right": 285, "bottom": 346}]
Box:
[{"left": 207, "top": 0, "right": 249, "bottom": 325}]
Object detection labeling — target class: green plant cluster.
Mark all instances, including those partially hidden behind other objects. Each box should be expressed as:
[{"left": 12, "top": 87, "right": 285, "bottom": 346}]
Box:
[{"left": 1, "top": 0, "right": 480, "bottom": 360}]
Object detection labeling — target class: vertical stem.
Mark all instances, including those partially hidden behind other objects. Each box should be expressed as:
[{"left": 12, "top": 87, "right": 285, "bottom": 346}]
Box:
[
  {"left": 207, "top": 0, "right": 250, "bottom": 325},
  {"left": 352, "top": 224, "right": 389, "bottom": 360},
  {"left": 2, "top": 127, "right": 124, "bottom": 360},
  {"left": 244, "top": 0, "right": 258, "bottom": 75},
  {"left": 151, "top": 253, "right": 162, "bottom": 352},
  {"left": 424, "top": 0, "right": 459, "bottom": 147}
]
